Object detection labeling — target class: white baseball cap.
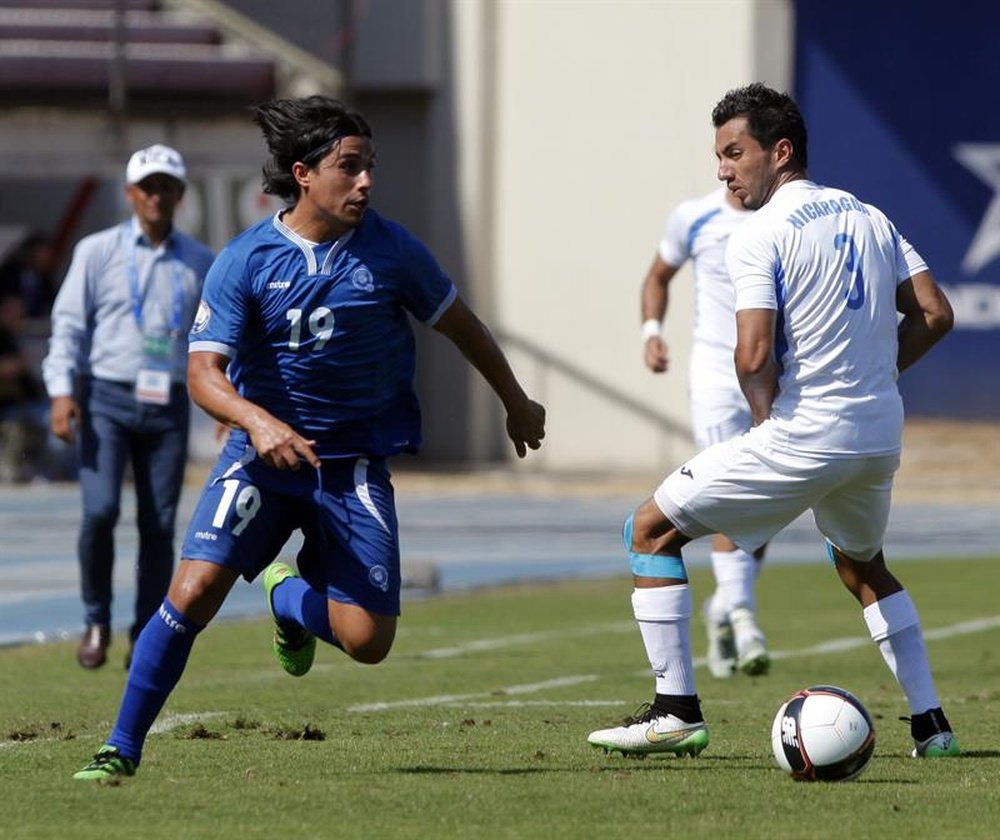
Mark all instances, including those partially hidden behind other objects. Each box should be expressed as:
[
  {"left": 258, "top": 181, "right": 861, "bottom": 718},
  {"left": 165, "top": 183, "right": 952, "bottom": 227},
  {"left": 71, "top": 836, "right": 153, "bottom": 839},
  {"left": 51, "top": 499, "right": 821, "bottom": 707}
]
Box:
[{"left": 125, "top": 144, "right": 187, "bottom": 186}]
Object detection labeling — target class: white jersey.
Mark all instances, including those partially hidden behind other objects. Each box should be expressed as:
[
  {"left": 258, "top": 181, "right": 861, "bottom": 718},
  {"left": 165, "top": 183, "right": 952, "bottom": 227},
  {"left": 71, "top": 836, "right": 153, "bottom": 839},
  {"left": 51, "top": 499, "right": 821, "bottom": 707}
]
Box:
[
  {"left": 726, "top": 180, "right": 927, "bottom": 457},
  {"left": 659, "top": 187, "right": 751, "bottom": 388}
]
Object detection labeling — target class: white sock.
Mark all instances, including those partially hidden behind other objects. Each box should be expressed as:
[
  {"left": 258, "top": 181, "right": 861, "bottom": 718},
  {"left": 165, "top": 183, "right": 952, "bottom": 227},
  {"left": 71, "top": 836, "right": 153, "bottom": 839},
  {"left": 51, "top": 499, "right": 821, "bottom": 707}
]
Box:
[
  {"left": 632, "top": 585, "right": 695, "bottom": 696},
  {"left": 704, "top": 589, "right": 728, "bottom": 627},
  {"left": 863, "top": 590, "right": 940, "bottom": 714},
  {"left": 710, "top": 549, "right": 757, "bottom": 615}
]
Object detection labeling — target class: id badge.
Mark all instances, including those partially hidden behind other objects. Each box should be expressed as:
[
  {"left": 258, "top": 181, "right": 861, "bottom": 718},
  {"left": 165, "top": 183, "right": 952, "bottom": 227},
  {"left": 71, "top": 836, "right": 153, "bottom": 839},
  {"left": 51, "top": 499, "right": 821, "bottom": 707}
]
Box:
[{"left": 135, "top": 368, "right": 171, "bottom": 405}]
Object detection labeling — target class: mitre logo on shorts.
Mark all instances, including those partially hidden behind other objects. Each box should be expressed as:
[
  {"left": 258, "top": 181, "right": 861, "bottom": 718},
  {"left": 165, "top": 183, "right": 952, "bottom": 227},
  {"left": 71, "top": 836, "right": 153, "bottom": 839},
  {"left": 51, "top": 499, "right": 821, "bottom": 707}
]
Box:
[
  {"left": 192, "top": 300, "right": 211, "bottom": 334},
  {"left": 369, "top": 565, "right": 389, "bottom": 592},
  {"left": 351, "top": 266, "right": 375, "bottom": 292}
]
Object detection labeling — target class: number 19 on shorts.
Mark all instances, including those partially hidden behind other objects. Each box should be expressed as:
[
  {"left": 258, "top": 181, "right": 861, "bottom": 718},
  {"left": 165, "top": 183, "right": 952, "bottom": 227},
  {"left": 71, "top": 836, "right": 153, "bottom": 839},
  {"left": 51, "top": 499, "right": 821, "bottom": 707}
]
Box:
[{"left": 211, "top": 479, "right": 262, "bottom": 536}]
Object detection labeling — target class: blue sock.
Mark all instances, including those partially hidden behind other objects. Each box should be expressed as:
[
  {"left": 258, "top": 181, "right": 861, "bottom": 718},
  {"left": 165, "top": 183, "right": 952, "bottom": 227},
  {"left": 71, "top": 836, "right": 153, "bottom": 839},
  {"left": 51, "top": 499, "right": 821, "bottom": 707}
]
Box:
[
  {"left": 106, "top": 599, "right": 203, "bottom": 765},
  {"left": 272, "top": 577, "right": 338, "bottom": 646}
]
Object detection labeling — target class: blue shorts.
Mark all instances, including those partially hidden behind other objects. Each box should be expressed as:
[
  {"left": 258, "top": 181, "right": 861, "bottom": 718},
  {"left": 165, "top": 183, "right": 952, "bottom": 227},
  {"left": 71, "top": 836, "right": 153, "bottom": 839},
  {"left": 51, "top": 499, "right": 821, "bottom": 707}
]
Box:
[{"left": 181, "top": 439, "right": 401, "bottom": 615}]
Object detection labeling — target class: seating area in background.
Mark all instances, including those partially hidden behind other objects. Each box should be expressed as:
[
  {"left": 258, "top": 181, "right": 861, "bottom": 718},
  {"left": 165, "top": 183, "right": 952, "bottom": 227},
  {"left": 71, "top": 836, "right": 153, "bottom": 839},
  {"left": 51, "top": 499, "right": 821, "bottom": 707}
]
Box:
[{"left": 0, "top": 0, "right": 275, "bottom": 114}]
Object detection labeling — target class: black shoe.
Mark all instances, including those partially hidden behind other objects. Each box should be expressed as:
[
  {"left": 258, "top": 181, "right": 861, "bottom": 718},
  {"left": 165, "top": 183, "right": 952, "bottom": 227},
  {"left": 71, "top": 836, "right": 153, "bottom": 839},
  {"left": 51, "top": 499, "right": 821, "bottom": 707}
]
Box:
[{"left": 77, "top": 625, "right": 109, "bottom": 669}]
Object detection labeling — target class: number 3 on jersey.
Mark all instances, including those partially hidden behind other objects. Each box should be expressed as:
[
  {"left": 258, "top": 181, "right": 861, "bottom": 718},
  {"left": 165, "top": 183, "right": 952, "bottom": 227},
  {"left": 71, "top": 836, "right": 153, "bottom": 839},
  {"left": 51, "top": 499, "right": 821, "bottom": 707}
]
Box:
[
  {"left": 286, "top": 306, "right": 335, "bottom": 350},
  {"left": 834, "top": 233, "right": 865, "bottom": 310},
  {"left": 212, "top": 479, "right": 261, "bottom": 536}
]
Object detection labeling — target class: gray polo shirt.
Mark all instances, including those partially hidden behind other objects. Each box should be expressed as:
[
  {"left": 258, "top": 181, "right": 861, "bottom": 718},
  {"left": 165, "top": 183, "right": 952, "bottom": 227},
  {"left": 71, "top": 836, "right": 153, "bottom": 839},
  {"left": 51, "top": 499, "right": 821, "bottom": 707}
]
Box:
[{"left": 43, "top": 217, "right": 214, "bottom": 398}]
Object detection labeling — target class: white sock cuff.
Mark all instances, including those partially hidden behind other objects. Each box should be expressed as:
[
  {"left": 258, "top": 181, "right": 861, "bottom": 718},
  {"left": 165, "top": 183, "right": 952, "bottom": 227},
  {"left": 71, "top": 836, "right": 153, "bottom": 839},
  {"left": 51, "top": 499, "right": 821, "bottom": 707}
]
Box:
[
  {"left": 632, "top": 585, "right": 691, "bottom": 622},
  {"left": 710, "top": 549, "right": 755, "bottom": 582},
  {"left": 863, "top": 590, "right": 920, "bottom": 643},
  {"left": 710, "top": 548, "right": 753, "bottom": 562}
]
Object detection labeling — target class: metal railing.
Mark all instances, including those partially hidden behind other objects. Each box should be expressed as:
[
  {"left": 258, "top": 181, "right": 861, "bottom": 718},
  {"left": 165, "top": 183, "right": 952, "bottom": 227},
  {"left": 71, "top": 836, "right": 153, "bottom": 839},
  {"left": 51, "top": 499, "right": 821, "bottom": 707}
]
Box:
[{"left": 496, "top": 329, "right": 691, "bottom": 469}]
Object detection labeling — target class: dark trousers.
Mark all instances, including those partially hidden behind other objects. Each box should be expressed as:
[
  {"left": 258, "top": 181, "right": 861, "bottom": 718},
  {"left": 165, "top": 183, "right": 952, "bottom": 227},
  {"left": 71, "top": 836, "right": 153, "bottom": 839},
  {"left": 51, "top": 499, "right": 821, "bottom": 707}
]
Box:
[{"left": 77, "top": 377, "right": 189, "bottom": 638}]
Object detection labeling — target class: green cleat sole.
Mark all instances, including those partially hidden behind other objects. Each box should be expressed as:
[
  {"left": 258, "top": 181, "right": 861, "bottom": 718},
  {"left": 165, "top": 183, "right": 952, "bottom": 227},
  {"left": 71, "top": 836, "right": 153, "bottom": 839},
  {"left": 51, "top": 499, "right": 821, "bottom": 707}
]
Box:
[
  {"left": 589, "top": 727, "right": 710, "bottom": 759},
  {"left": 73, "top": 745, "right": 136, "bottom": 780}
]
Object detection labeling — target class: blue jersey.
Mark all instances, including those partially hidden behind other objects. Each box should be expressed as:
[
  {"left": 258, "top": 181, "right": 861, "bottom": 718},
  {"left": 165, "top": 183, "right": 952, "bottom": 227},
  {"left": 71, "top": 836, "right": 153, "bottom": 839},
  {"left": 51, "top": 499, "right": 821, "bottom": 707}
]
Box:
[{"left": 189, "top": 209, "right": 457, "bottom": 458}]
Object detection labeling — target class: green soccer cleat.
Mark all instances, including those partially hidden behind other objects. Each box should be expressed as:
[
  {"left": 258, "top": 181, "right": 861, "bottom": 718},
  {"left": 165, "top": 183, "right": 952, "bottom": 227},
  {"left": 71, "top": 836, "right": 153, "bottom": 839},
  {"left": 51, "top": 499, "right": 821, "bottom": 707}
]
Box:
[
  {"left": 263, "top": 562, "right": 316, "bottom": 677},
  {"left": 912, "top": 731, "right": 961, "bottom": 758},
  {"left": 73, "top": 745, "right": 136, "bottom": 781}
]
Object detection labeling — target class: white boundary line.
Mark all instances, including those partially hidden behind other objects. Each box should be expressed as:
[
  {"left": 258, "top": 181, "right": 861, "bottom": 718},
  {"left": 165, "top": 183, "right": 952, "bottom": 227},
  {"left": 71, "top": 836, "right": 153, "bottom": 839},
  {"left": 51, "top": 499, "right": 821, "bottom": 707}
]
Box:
[
  {"left": 419, "top": 621, "right": 635, "bottom": 659},
  {"left": 355, "top": 614, "right": 1000, "bottom": 713},
  {"left": 348, "top": 676, "right": 597, "bottom": 712},
  {"left": 3, "top": 615, "right": 998, "bottom": 746},
  {"left": 149, "top": 711, "right": 227, "bottom": 734},
  {"left": 0, "top": 711, "right": 229, "bottom": 750}
]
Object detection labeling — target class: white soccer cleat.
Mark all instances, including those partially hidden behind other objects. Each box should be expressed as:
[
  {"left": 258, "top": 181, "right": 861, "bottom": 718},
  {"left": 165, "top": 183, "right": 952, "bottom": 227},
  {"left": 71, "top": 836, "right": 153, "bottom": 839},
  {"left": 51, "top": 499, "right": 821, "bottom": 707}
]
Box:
[
  {"left": 730, "top": 607, "right": 770, "bottom": 676},
  {"left": 702, "top": 598, "right": 737, "bottom": 679},
  {"left": 588, "top": 704, "right": 709, "bottom": 757}
]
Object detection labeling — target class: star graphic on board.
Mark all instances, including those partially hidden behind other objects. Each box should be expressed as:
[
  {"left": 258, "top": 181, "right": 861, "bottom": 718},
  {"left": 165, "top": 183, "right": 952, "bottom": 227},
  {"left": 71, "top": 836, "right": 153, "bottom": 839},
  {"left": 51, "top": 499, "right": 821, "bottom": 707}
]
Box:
[{"left": 953, "top": 143, "right": 1000, "bottom": 275}]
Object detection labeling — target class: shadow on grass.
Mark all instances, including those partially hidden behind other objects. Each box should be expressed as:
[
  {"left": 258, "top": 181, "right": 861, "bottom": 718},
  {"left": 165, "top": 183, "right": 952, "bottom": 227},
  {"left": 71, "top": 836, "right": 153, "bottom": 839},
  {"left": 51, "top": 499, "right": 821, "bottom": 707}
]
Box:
[
  {"left": 395, "top": 762, "right": 726, "bottom": 776},
  {"left": 397, "top": 767, "right": 562, "bottom": 776}
]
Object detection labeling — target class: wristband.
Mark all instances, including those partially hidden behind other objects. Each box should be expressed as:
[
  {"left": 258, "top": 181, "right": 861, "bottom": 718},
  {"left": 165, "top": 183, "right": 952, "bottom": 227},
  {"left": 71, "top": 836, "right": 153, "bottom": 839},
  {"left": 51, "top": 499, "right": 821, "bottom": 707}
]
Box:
[{"left": 641, "top": 319, "right": 661, "bottom": 342}]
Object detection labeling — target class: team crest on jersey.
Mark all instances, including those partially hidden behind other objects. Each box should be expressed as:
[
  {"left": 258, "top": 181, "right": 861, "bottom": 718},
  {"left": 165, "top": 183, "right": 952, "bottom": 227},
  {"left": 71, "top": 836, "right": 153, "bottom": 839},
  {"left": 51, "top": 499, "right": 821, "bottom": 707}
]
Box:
[
  {"left": 351, "top": 266, "right": 375, "bottom": 292},
  {"left": 192, "top": 300, "right": 211, "bottom": 334},
  {"left": 369, "top": 564, "right": 389, "bottom": 592}
]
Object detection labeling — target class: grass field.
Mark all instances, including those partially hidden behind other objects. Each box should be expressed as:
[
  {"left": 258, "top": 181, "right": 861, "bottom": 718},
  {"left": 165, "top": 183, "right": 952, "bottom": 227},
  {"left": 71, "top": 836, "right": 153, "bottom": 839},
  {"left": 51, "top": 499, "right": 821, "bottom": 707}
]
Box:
[{"left": 2, "top": 556, "right": 999, "bottom": 840}]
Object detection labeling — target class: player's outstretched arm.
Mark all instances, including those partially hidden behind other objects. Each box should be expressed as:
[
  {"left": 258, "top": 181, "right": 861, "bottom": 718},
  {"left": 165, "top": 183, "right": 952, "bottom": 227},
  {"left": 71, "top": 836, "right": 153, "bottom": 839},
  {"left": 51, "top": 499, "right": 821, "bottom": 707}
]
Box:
[
  {"left": 432, "top": 296, "right": 545, "bottom": 458},
  {"left": 896, "top": 270, "right": 954, "bottom": 373},
  {"left": 187, "top": 350, "right": 319, "bottom": 470},
  {"left": 640, "top": 255, "right": 679, "bottom": 373}
]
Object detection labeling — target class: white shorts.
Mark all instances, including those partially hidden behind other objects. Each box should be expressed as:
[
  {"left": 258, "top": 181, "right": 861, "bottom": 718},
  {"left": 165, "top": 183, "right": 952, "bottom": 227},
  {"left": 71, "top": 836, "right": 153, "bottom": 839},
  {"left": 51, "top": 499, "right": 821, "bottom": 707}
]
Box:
[
  {"left": 653, "top": 422, "right": 900, "bottom": 560},
  {"left": 690, "top": 387, "right": 751, "bottom": 450}
]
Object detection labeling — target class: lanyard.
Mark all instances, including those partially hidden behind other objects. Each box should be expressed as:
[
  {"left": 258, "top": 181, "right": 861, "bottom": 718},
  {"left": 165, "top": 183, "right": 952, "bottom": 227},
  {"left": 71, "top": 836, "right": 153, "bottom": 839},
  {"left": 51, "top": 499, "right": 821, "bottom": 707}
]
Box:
[{"left": 123, "top": 224, "right": 186, "bottom": 335}]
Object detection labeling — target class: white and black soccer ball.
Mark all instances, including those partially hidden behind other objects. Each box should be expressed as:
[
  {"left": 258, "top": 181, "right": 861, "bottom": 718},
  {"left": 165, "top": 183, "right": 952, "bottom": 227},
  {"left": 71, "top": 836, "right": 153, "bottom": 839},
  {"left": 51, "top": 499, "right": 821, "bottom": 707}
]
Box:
[{"left": 771, "top": 685, "right": 876, "bottom": 782}]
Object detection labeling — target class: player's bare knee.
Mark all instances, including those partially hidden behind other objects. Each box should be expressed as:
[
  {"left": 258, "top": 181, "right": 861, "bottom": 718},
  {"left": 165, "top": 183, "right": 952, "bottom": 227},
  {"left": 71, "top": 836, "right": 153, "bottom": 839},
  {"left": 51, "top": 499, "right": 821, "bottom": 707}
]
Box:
[
  {"left": 832, "top": 547, "right": 902, "bottom": 604},
  {"left": 631, "top": 502, "right": 686, "bottom": 555},
  {"left": 342, "top": 635, "right": 393, "bottom": 664},
  {"left": 167, "top": 561, "right": 234, "bottom": 623},
  {"left": 332, "top": 610, "right": 397, "bottom": 664}
]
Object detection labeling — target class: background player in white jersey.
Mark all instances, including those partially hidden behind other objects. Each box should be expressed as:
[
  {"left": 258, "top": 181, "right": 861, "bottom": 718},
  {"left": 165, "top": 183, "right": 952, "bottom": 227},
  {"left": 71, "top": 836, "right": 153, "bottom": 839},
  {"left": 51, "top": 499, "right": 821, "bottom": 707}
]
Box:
[
  {"left": 589, "top": 83, "right": 958, "bottom": 760},
  {"left": 74, "top": 96, "right": 546, "bottom": 780},
  {"left": 640, "top": 186, "right": 770, "bottom": 678}
]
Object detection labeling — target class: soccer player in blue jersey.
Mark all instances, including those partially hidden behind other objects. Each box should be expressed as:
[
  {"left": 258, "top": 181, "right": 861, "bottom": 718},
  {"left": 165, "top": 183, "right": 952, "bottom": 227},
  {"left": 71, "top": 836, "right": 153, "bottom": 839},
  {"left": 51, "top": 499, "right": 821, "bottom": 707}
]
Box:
[{"left": 74, "top": 96, "right": 546, "bottom": 780}]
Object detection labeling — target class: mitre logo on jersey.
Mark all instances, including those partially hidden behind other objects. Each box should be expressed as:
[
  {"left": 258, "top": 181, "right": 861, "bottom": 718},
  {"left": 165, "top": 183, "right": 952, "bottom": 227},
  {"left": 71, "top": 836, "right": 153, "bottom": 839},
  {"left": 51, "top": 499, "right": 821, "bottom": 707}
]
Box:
[
  {"left": 191, "top": 300, "right": 211, "bottom": 334},
  {"left": 351, "top": 266, "right": 375, "bottom": 292}
]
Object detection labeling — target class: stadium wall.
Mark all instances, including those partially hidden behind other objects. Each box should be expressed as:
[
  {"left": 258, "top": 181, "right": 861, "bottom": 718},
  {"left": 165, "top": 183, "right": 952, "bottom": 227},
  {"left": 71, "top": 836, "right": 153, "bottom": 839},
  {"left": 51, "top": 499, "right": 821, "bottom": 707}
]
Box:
[
  {"left": 447, "top": 0, "right": 793, "bottom": 472},
  {"left": 0, "top": 0, "right": 797, "bottom": 471}
]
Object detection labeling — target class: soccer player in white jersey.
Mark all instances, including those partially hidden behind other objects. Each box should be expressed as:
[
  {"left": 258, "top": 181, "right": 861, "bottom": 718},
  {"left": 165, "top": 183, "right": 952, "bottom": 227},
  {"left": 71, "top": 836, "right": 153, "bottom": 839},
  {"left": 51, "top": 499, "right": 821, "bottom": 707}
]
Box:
[
  {"left": 589, "top": 83, "right": 958, "bottom": 760},
  {"left": 73, "top": 96, "right": 546, "bottom": 780},
  {"left": 640, "top": 186, "right": 771, "bottom": 678}
]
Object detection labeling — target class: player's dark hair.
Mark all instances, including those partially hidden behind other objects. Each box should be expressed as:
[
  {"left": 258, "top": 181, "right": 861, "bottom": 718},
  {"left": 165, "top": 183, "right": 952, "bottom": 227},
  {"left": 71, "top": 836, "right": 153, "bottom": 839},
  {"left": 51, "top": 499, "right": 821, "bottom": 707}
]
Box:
[
  {"left": 252, "top": 95, "right": 373, "bottom": 201},
  {"left": 712, "top": 83, "right": 808, "bottom": 170}
]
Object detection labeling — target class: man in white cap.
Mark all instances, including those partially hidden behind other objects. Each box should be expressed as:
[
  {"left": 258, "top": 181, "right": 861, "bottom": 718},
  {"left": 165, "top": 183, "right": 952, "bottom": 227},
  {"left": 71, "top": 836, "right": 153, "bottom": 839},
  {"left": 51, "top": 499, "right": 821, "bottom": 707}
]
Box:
[{"left": 43, "top": 144, "right": 214, "bottom": 669}]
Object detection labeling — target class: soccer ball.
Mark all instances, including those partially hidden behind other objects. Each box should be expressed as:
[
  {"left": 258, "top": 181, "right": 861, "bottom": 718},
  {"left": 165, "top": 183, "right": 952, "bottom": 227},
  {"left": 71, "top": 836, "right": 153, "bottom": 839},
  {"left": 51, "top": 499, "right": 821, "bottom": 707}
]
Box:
[{"left": 771, "top": 685, "right": 875, "bottom": 782}]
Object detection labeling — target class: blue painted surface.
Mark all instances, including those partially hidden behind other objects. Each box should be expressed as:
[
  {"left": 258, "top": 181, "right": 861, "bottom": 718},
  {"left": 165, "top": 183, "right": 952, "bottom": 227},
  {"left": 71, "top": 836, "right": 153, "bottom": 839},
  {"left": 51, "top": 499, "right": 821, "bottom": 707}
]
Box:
[{"left": 795, "top": 1, "right": 1000, "bottom": 418}]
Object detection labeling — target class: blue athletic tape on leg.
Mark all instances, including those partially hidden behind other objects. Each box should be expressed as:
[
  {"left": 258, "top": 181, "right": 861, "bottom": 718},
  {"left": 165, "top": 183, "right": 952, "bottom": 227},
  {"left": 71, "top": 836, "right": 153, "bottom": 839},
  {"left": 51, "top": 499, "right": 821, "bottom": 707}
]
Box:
[
  {"left": 624, "top": 513, "right": 688, "bottom": 580},
  {"left": 272, "top": 575, "right": 338, "bottom": 646},
  {"left": 107, "top": 599, "right": 203, "bottom": 765}
]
